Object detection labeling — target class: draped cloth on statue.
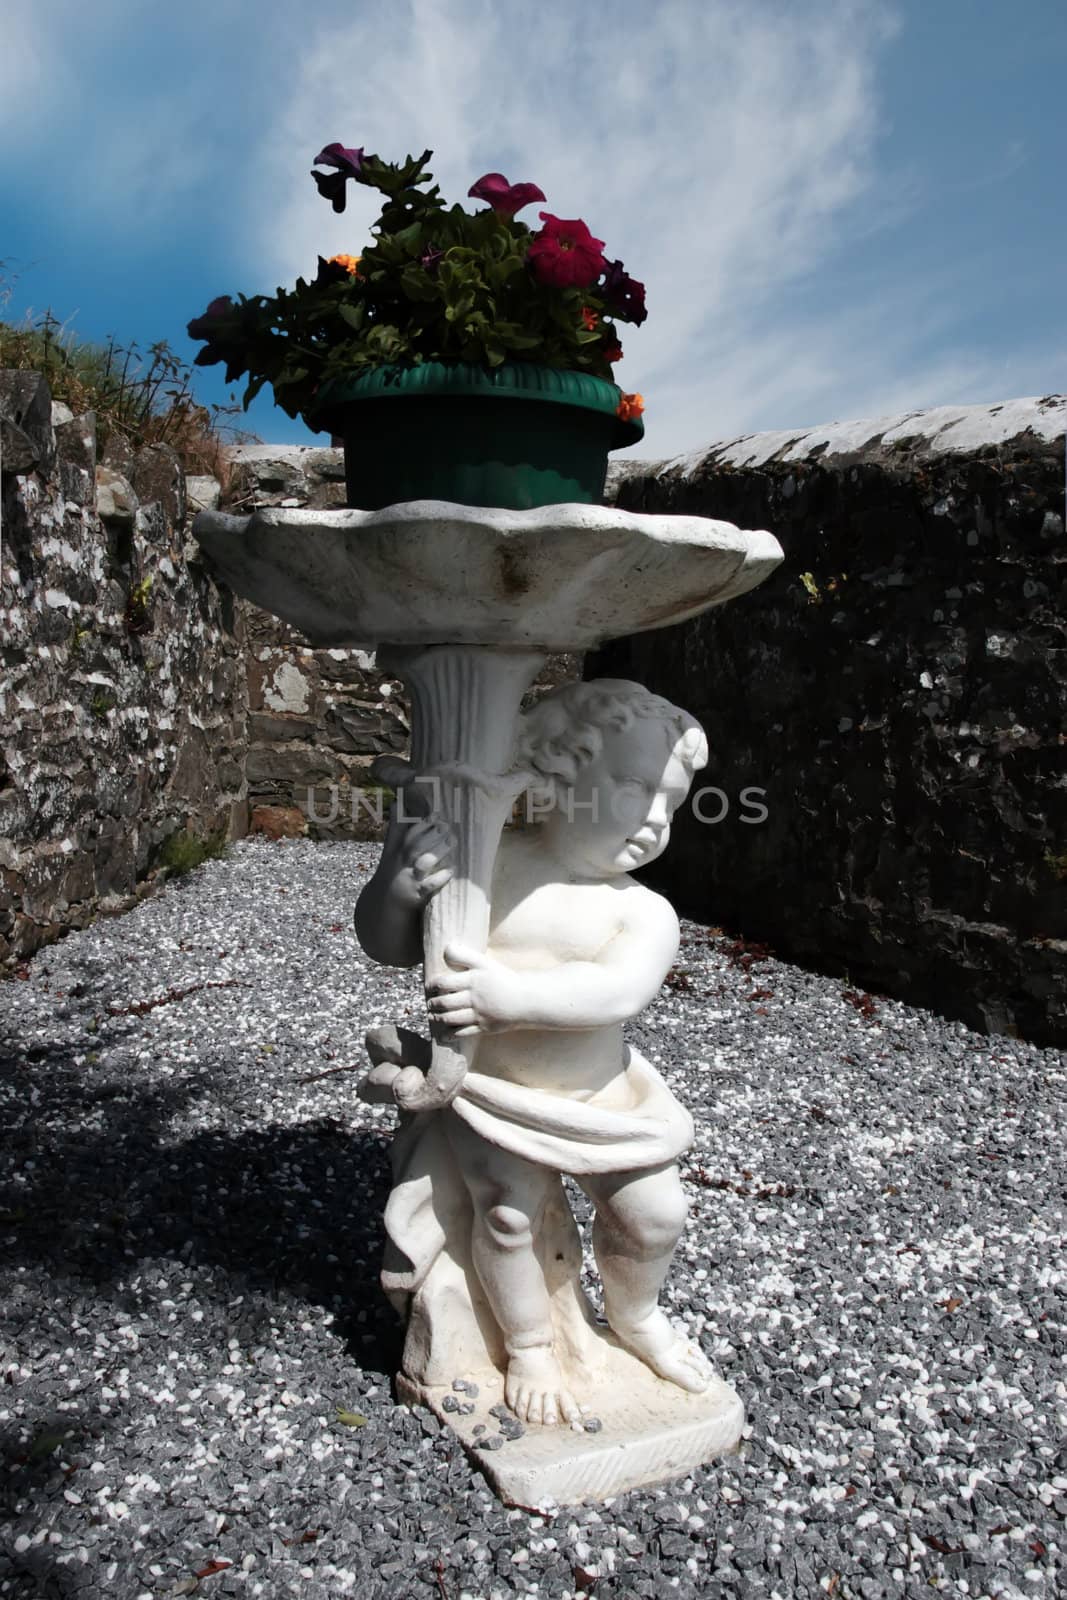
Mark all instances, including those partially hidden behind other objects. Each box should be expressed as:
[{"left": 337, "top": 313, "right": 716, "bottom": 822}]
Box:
[{"left": 374, "top": 1044, "right": 695, "bottom": 1386}]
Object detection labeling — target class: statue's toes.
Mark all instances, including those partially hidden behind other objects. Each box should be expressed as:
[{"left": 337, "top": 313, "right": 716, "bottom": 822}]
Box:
[{"left": 558, "top": 1388, "right": 582, "bottom": 1425}]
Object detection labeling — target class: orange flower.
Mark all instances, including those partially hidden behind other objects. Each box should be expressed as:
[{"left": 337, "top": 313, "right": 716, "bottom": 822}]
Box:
[
  {"left": 580, "top": 305, "right": 598, "bottom": 331},
  {"left": 615, "top": 392, "right": 644, "bottom": 422},
  {"left": 329, "top": 253, "right": 362, "bottom": 276}
]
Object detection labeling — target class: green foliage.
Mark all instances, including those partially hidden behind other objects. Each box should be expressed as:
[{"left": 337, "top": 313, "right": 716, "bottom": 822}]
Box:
[
  {"left": 124, "top": 576, "right": 154, "bottom": 637},
  {"left": 68, "top": 622, "right": 91, "bottom": 657},
  {"left": 1043, "top": 848, "right": 1067, "bottom": 882},
  {"left": 155, "top": 828, "right": 230, "bottom": 877},
  {"left": 190, "top": 149, "right": 640, "bottom": 425},
  {"left": 90, "top": 692, "right": 117, "bottom": 720}
]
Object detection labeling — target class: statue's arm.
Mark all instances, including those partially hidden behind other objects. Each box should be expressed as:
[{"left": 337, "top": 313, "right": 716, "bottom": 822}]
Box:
[
  {"left": 353, "top": 815, "right": 453, "bottom": 968},
  {"left": 428, "top": 891, "right": 680, "bottom": 1033}
]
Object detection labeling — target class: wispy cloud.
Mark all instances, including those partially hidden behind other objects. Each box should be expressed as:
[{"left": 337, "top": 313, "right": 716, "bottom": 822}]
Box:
[
  {"left": 249, "top": 0, "right": 905, "bottom": 450},
  {"left": 5, "top": 0, "right": 1055, "bottom": 456}
]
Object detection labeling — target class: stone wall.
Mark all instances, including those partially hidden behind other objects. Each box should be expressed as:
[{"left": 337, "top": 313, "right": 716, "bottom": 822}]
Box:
[
  {"left": 211, "top": 445, "right": 412, "bottom": 841},
  {"left": 0, "top": 371, "right": 248, "bottom": 966},
  {"left": 592, "top": 398, "right": 1067, "bottom": 1046},
  {"left": 213, "top": 444, "right": 579, "bottom": 841},
  {"left": 6, "top": 374, "right": 1064, "bottom": 1047}
]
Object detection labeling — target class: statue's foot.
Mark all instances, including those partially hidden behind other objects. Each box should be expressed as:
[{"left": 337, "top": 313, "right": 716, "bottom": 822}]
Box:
[
  {"left": 611, "top": 1309, "right": 713, "bottom": 1393},
  {"left": 505, "top": 1345, "right": 582, "bottom": 1427}
]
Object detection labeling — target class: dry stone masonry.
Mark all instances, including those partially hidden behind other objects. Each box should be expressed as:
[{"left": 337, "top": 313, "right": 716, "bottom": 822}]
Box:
[
  {"left": 0, "top": 372, "right": 248, "bottom": 966},
  {"left": 3, "top": 376, "right": 1064, "bottom": 1049},
  {"left": 219, "top": 445, "right": 413, "bottom": 841},
  {"left": 594, "top": 397, "right": 1067, "bottom": 1047}
]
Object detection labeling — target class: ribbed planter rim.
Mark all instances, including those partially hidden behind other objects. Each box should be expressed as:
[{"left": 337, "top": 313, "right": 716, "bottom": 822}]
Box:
[{"left": 309, "top": 359, "right": 644, "bottom": 451}]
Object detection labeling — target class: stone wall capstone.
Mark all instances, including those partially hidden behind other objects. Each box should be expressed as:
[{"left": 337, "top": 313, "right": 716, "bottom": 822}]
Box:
[
  {"left": 0, "top": 371, "right": 248, "bottom": 966},
  {"left": 593, "top": 397, "right": 1067, "bottom": 1047}
]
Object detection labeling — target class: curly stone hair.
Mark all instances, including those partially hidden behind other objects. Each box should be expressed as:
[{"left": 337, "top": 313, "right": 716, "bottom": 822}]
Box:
[{"left": 515, "top": 678, "right": 707, "bottom": 800}]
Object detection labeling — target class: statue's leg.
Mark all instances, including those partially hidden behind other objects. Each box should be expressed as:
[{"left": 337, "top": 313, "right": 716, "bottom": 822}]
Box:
[
  {"left": 443, "top": 1114, "right": 582, "bottom": 1426},
  {"left": 580, "top": 1162, "right": 713, "bottom": 1394}
]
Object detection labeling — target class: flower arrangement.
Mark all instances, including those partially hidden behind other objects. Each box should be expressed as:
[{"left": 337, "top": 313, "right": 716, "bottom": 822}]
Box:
[{"left": 188, "top": 145, "right": 646, "bottom": 428}]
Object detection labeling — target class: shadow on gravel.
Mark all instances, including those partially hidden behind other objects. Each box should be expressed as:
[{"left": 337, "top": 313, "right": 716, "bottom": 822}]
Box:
[{"left": 0, "top": 1036, "right": 402, "bottom": 1374}]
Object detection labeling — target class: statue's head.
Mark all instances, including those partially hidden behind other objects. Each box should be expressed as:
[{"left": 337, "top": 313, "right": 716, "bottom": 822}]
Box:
[{"left": 516, "top": 678, "right": 707, "bottom": 876}]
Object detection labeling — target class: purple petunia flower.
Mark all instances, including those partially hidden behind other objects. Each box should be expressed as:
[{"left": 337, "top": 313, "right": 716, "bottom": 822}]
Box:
[
  {"left": 467, "top": 172, "right": 546, "bottom": 218},
  {"left": 311, "top": 143, "right": 365, "bottom": 213},
  {"left": 420, "top": 245, "right": 444, "bottom": 274},
  {"left": 600, "top": 258, "right": 647, "bottom": 325}
]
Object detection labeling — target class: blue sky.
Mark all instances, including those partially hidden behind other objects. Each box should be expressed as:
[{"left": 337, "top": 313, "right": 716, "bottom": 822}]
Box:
[{"left": 2, "top": 0, "right": 1064, "bottom": 461}]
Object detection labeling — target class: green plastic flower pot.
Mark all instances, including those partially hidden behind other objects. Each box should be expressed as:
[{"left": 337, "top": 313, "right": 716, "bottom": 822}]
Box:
[{"left": 308, "top": 361, "right": 644, "bottom": 511}]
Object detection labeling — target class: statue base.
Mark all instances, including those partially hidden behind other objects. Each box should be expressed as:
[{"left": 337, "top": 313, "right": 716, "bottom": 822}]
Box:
[{"left": 398, "top": 1338, "right": 744, "bottom": 1510}]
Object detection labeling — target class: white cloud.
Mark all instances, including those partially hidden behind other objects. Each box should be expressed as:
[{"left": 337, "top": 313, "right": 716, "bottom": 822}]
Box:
[
  {"left": 9, "top": 0, "right": 1049, "bottom": 455},
  {"left": 249, "top": 0, "right": 907, "bottom": 453}
]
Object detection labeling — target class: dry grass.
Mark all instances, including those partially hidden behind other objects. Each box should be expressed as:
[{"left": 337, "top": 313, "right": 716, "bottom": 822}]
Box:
[{"left": 0, "top": 274, "right": 257, "bottom": 484}]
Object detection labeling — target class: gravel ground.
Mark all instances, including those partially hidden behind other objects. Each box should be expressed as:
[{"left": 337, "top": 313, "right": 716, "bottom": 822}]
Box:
[{"left": 0, "top": 836, "right": 1064, "bottom": 1600}]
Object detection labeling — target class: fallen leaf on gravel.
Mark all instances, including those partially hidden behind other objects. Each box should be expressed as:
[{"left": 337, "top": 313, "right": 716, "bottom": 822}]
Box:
[
  {"left": 28, "top": 1429, "right": 69, "bottom": 1460},
  {"left": 194, "top": 1559, "right": 232, "bottom": 1578},
  {"left": 941, "top": 1296, "right": 964, "bottom": 1313},
  {"left": 336, "top": 1408, "right": 368, "bottom": 1426}
]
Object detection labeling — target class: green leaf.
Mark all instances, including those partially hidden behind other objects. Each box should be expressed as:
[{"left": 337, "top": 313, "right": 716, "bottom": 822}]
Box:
[
  {"left": 391, "top": 220, "right": 424, "bottom": 252},
  {"left": 399, "top": 268, "right": 441, "bottom": 303},
  {"left": 335, "top": 1408, "right": 368, "bottom": 1427},
  {"left": 29, "top": 1429, "right": 69, "bottom": 1460}
]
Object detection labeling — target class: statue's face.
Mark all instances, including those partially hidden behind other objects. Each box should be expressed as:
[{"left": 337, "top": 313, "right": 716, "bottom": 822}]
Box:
[{"left": 548, "top": 721, "right": 694, "bottom": 878}]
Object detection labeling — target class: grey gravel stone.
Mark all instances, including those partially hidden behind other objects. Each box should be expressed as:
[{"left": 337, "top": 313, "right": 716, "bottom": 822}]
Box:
[{"left": 0, "top": 835, "right": 1062, "bottom": 1600}]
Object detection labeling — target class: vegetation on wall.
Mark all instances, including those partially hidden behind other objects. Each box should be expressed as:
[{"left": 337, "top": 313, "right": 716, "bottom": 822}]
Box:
[{"left": 0, "top": 266, "right": 257, "bottom": 480}]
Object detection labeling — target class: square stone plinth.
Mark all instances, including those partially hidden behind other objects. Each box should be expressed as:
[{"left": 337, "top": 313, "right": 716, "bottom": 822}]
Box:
[{"left": 398, "top": 1346, "right": 744, "bottom": 1509}]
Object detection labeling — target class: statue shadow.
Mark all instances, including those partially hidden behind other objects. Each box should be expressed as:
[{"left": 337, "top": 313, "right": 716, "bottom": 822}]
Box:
[{"left": 0, "top": 1033, "right": 404, "bottom": 1509}]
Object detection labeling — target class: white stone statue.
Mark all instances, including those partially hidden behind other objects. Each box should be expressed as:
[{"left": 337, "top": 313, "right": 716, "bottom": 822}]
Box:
[
  {"left": 355, "top": 679, "right": 722, "bottom": 1445},
  {"left": 192, "top": 494, "right": 779, "bottom": 1502}
]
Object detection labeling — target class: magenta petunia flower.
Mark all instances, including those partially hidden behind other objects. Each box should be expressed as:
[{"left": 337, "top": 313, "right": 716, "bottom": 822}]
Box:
[
  {"left": 526, "top": 213, "right": 606, "bottom": 289},
  {"left": 599, "top": 258, "right": 647, "bottom": 325},
  {"left": 311, "top": 143, "right": 366, "bottom": 213},
  {"left": 467, "top": 172, "right": 547, "bottom": 217}
]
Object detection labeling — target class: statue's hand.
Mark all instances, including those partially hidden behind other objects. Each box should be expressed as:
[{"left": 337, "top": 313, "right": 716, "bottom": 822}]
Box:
[
  {"left": 426, "top": 942, "right": 525, "bottom": 1036},
  {"left": 386, "top": 816, "right": 455, "bottom": 910}
]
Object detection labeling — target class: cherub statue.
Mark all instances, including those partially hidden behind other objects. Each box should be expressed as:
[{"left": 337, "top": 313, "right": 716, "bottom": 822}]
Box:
[{"left": 355, "top": 678, "right": 713, "bottom": 1427}]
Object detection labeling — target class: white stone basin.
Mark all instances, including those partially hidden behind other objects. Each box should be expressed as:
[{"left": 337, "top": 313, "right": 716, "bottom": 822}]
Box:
[{"left": 192, "top": 500, "right": 783, "bottom": 649}]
